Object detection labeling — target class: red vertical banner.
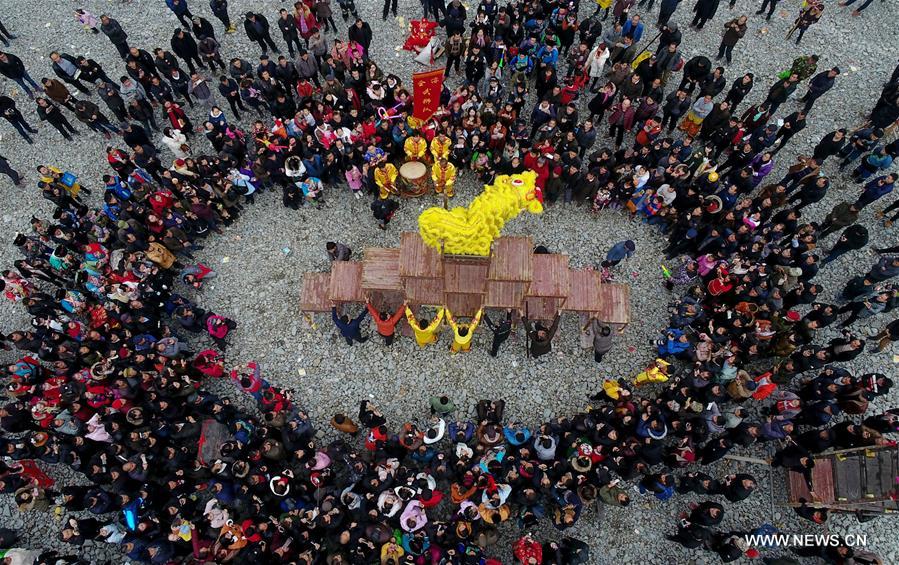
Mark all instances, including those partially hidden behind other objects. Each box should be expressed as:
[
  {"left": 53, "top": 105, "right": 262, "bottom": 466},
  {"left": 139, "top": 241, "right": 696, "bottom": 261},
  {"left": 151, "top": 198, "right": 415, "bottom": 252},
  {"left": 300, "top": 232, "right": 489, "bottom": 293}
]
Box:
[{"left": 412, "top": 69, "right": 445, "bottom": 121}]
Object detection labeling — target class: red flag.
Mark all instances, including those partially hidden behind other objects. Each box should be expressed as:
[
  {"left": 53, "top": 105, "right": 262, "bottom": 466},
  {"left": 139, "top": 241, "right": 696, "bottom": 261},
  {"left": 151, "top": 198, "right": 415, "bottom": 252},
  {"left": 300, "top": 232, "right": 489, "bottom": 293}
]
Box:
[{"left": 412, "top": 69, "right": 445, "bottom": 121}]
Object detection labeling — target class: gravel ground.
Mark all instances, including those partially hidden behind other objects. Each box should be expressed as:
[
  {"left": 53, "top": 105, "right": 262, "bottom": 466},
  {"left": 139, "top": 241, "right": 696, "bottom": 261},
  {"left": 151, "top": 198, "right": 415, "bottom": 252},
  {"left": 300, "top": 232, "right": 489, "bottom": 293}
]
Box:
[{"left": 0, "top": 0, "right": 898, "bottom": 563}]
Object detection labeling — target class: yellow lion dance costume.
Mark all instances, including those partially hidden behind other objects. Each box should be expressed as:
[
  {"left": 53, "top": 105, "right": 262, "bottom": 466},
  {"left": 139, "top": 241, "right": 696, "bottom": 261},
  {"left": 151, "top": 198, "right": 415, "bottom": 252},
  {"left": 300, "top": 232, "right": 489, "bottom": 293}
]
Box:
[{"left": 418, "top": 171, "right": 543, "bottom": 256}]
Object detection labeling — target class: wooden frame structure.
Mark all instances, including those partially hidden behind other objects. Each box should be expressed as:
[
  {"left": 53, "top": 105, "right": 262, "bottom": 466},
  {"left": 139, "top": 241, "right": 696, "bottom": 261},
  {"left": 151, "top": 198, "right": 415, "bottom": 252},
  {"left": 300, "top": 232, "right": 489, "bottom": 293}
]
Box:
[
  {"left": 786, "top": 444, "right": 899, "bottom": 515},
  {"left": 300, "top": 232, "right": 630, "bottom": 325}
]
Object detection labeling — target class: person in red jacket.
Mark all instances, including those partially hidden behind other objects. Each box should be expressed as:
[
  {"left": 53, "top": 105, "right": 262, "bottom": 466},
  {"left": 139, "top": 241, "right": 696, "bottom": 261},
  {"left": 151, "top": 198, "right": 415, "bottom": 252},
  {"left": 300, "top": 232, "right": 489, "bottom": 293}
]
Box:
[
  {"left": 513, "top": 534, "right": 543, "bottom": 564},
  {"left": 366, "top": 298, "right": 406, "bottom": 345}
]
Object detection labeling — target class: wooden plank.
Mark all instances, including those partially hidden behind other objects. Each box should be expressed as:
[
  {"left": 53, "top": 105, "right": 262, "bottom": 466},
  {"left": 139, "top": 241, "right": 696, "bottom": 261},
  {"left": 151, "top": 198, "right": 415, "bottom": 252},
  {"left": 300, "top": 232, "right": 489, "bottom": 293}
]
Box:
[
  {"left": 485, "top": 280, "right": 530, "bottom": 308},
  {"left": 444, "top": 258, "right": 488, "bottom": 294},
  {"left": 362, "top": 247, "right": 403, "bottom": 291},
  {"left": 405, "top": 277, "right": 444, "bottom": 305},
  {"left": 488, "top": 236, "right": 534, "bottom": 281},
  {"left": 445, "top": 292, "right": 483, "bottom": 318},
  {"left": 834, "top": 453, "right": 862, "bottom": 502},
  {"left": 399, "top": 232, "right": 443, "bottom": 278},
  {"left": 299, "top": 272, "right": 332, "bottom": 312},
  {"left": 598, "top": 284, "right": 631, "bottom": 324},
  {"left": 876, "top": 450, "right": 896, "bottom": 499},
  {"left": 564, "top": 269, "right": 603, "bottom": 312},
  {"left": 328, "top": 262, "right": 364, "bottom": 303},
  {"left": 524, "top": 296, "right": 565, "bottom": 321},
  {"left": 529, "top": 254, "right": 570, "bottom": 298},
  {"left": 788, "top": 458, "right": 834, "bottom": 504}
]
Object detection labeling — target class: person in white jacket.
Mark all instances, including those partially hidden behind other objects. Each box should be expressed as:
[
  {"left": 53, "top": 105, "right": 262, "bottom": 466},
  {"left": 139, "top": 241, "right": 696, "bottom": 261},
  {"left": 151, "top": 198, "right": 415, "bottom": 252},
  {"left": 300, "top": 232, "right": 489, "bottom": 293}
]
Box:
[
  {"left": 587, "top": 43, "right": 610, "bottom": 91},
  {"left": 161, "top": 127, "right": 189, "bottom": 158}
]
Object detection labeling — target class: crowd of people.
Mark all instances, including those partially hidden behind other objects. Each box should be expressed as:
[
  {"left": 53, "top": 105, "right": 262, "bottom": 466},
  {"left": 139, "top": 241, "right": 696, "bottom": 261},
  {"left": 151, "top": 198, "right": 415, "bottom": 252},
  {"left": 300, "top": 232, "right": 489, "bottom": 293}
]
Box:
[{"left": 0, "top": 0, "right": 898, "bottom": 563}]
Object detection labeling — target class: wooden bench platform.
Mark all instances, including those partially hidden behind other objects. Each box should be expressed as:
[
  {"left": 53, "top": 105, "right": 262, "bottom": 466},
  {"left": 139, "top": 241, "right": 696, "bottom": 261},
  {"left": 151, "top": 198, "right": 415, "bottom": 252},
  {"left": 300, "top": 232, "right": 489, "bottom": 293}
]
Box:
[
  {"left": 486, "top": 280, "right": 530, "bottom": 308},
  {"left": 598, "top": 284, "right": 631, "bottom": 324},
  {"left": 444, "top": 256, "right": 489, "bottom": 295},
  {"left": 488, "top": 236, "right": 533, "bottom": 281},
  {"left": 529, "top": 254, "right": 570, "bottom": 299},
  {"left": 399, "top": 232, "right": 443, "bottom": 278},
  {"left": 564, "top": 269, "right": 602, "bottom": 313},
  {"left": 788, "top": 458, "right": 835, "bottom": 505},
  {"left": 404, "top": 276, "right": 444, "bottom": 305},
  {"left": 445, "top": 292, "right": 484, "bottom": 318},
  {"left": 299, "top": 272, "right": 332, "bottom": 312},
  {"left": 362, "top": 247, "right": 403, "bottom": 292},
  {"left": 328, "top": 261, "right": 364, "bottom": 303}
]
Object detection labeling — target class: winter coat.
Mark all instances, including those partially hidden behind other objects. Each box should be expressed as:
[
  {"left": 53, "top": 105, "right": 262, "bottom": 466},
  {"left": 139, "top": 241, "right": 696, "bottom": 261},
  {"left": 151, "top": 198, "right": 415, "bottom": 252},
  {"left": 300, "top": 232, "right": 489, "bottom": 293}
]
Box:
[
  {"left": 0, "top": 53, "right": 28, "bottom": 80},
  {"left": 100, "top": 18, "right": 128, "bottom": 45},
  {"left": 721, "top": 19, "right": 747, "bottom": 46},
  {"left": 171, "top": 32, "right": 200, "bottom": 59},
  {"left": 244, "top": 14, "right": 272, "bottom": 41},
  {"left": 693, "top": 0, "right": 720, "bottom": 19}
]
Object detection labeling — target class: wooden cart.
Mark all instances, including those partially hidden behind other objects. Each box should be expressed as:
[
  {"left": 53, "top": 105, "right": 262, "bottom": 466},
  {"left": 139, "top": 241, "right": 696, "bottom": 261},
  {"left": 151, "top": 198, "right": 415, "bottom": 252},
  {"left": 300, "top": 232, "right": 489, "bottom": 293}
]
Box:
[{"left": 787, "top": 444, "right": 899, "bottom": 515}]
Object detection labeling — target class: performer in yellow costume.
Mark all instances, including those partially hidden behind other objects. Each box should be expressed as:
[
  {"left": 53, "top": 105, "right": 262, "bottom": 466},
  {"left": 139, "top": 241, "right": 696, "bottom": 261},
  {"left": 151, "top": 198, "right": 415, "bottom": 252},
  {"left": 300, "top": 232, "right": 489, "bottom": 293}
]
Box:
[
  {"left": 374, "top": 162, "right": 398, "bottom": 199},
  {"left": 431, "top": 158, "right": 457, "bottom": 197},
  {"left": 635, "top": 358, "right": 671, "bottom": 386},
  {"left": 404, "top": 134, "right": 428, "bottom": 162},
  {"left": 405, "top": 306, "right": 444, "bottom": 347},
  {"left": 430, "top": 132, "right": 451, "bottom": 161},
  {"left": 446, "top": 308, "right": 483, "bottom": 353}
]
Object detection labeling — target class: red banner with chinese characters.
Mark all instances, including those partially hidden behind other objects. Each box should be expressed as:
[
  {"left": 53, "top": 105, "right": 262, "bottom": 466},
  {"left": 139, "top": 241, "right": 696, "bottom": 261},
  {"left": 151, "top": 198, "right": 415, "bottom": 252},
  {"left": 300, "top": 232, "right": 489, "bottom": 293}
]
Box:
[{"left": 412, "top": 69, "right": 445, "bottom": 121}]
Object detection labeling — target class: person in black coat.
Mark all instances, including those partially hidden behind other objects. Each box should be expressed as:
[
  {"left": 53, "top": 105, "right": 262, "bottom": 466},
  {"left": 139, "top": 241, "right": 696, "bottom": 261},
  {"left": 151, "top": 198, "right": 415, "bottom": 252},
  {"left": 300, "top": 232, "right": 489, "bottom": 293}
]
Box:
[
  {"left": 99, "top": 15, "right": 130, "bottom": 59},
  {"left": 719, "top": 473, "right": 756, "bottom": 502},
  {"left": 126, "top": 47, "right": 160, "bottom": 80},
  {"left": 691, "top": 0, "right": 720, "bottom": 29},
  {"left": 277, "top": 9, "right": 302, "bottom": 58},
  {"left": 244, "top": 12, "right": 280, "bottom": 55},
  {"left": 821, "top": 224, "right": 869, "bottom": 267},
  {"left": 218, "top": 76, "right": 247, "bottom": 120},
  {"left": 678, "top": 55, "right": 710, "bottom": 94},
  {"left": 801, "top": 67, "right": 839, "bottom": 113},
  {"left": 170, "top": 28, "right": 205, "bottom": 74},
  {"left": 723, "top": 72, "right": 753, "bottom": 110},
  {"left": 348, "top": 18, "right": 373, "bottom": 53},
  {"left": 667, "top": 521, "right": 712, "bottom": 549},
  {"left": 813, "top": 128, "right": 847, "bottom": 162},
  {"left": 0, "top": 95, "right": 37, "bottom": 144},
  {"left": 687, "top": 501, "right": 725, "bottom": 527},
  {"left": 371, "top": 198, "right": 399, "bottom": 229},
  {"left": 0, "top": 51, "right": 42, "bottom": 98},
  {"left": 35, "top": 98, "right": 78, "bottom": 140},
  {"left": 483, "top": 309, "right": 513, "bottom": 356},
  {"left": 191, "top": 15, "right": 216, "bottom": 41}
]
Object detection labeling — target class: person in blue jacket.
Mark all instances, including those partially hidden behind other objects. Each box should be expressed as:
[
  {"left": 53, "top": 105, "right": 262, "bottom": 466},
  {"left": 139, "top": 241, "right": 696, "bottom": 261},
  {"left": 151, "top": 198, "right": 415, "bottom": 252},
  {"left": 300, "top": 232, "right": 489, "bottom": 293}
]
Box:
[
  {"left": 331, "top": 305, "right": 369, "bottom": 345},
  {"left": 621, "top": 15, "right": 644, "bottom": 42},
  {"left": 166, "top": 0, "right": 194, "bottom": 28},
  {"left": 656, "top": 327, "right": 694, "bottom": 358}
]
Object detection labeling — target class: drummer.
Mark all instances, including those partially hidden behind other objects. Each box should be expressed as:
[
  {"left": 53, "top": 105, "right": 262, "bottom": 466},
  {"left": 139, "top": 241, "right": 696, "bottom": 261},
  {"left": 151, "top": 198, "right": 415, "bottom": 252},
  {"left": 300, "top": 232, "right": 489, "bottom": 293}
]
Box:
[
  {"left": 430, "top": 132, "right": 451, "bottom": 162},
  {"left": 374, "top": 161, "right": 399, "bottom": 199},
  {"left": 404, "top": 132, "right": 428, "bottom": 162},
  {"left": 432, "top": 157, "right": 457, "bottom": 198}
]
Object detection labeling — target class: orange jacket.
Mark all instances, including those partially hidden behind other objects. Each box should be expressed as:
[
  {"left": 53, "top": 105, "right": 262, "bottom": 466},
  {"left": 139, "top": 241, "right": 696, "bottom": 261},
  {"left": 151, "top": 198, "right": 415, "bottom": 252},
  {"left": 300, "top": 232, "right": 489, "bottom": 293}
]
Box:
[{"left": 366, "top": 303, "right": 405, "bottom": 336}]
